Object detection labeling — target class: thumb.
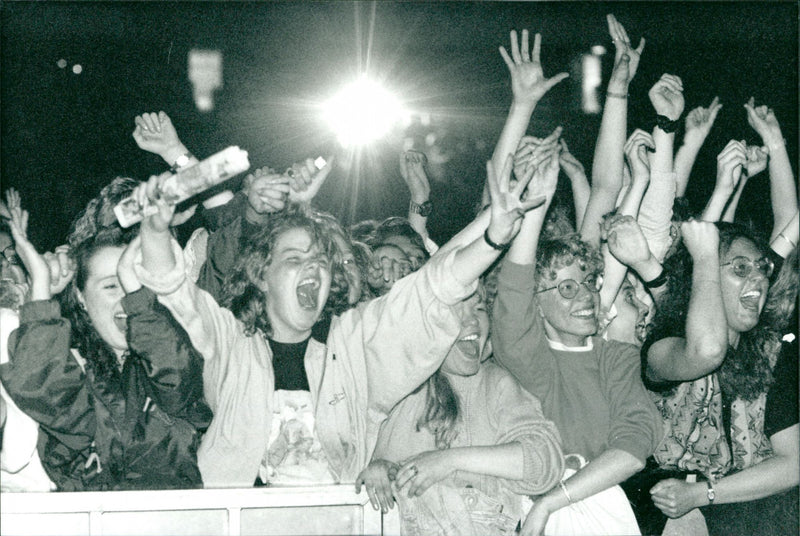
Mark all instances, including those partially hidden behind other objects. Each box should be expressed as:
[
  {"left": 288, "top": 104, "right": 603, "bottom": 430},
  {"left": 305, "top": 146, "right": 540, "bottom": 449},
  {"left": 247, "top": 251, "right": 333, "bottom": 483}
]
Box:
[{"left": 544, "top": 72, "right": 569, "bottom": 91}]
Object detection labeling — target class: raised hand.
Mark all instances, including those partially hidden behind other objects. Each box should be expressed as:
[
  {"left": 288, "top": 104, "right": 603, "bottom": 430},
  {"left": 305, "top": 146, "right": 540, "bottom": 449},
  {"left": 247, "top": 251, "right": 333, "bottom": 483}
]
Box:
[
  {"left": 4, "top": 196, "right": 50, "bottom": 299},
  {"left": 486, "top": 151, "right": 549, "bottom": 247},
  {"left": 395, "top": 450, "right": 455, "bottom": 498},
  {"left": 355, "top": 459, "right": 399, "bottom": 513},
  {"left": 681, "top": 219, "right": 719, "bottom": 262},
  {"left": 499, "top": 30, "right": 569, "bottom": 106},
  {"left": 514, "top": 127, "right": 562, "bottom": 183},
  {"left": 132, "top": 172, "right": 178, "bottom": 234},
  {"left": 684, "top": 97, "right": 722, "bottom": 142},
  {"left": 744, "top": 97, "right": 784, "bottom": 147},
  {"left": 603, "top": 214, "right": 653, "bottom": 267},
  {"left": 132, "top": 111, "right": 184, "bottom": 160},
  {"left": 649, "top": 74, "right": 685, "bottom": 121},
  {"left": 744, "top": 143, "right": 769, "bottom": 178},
  {"left": 624, "top": 129, "right": 655, "bottom": 182},
  {"left": 558, "top": 138, "right": 586, "bottom": 180},
  {"left": 245, "top": 166, "right": 292, "bottom": 213},
  {"left": 42, "top": 244, "right": 75, "bottom": 296},
  {"left": 715, "top": 140, "right": 747, "bottom": 193},
  {"left": 287, "top": 156, "right": 335, "bottom": 204},
  {"left": 117, "top": 235, "right": 142, "bottom": 294},
  {"left": 399, "top": 151, "right": 430, "bottom": 203},
  {"left": 607, "top": 14, "right": 645, "bottom": 89},
  {"left": 367, "top": 247, "right": 412, "bottom": 293}
]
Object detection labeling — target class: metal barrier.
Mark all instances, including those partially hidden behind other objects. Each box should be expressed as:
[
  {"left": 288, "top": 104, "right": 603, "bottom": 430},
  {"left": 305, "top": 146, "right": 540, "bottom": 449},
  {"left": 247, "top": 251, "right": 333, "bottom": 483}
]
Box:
[{"left": 0, "top": 485, "right": 401, "bottom": 536}]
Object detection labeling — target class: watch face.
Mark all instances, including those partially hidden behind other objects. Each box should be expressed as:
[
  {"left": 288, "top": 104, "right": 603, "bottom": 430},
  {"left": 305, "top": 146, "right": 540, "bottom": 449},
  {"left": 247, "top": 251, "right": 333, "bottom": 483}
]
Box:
[
  {"left": 175, "top": 154, "right": 190, "bottom": 167},
  {"left": 417, "top": 201, "right": 432, "bottom": 217}
]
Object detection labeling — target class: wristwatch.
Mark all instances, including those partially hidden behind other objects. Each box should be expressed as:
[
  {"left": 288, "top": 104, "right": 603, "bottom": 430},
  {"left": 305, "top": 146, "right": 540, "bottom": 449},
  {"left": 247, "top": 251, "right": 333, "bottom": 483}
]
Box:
[
  {"left": 409, "top": 200, "right": 433, "bottom": 218},
  {"left": 170, "top": 152, "right": 193, "bottom": 173},
  {"left": 706, "top": 481, "right": 716, "bottom": 504}
]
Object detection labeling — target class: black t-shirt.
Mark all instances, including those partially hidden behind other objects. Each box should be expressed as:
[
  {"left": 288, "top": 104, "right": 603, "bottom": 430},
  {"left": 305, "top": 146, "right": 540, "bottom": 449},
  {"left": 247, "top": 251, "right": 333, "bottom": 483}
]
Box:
[
  {"left": 269, "top": 338, "right": 311, "bottom": 391},
  {"left": 765, "top": 339, "right": 799, "bottom": 438}
]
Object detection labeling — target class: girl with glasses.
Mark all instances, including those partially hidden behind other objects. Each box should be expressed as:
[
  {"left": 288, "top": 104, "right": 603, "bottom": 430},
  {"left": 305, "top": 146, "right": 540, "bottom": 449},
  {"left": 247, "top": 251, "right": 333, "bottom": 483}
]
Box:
[{"left": 632, "top": 221, "right": 798, "bottom": 535}]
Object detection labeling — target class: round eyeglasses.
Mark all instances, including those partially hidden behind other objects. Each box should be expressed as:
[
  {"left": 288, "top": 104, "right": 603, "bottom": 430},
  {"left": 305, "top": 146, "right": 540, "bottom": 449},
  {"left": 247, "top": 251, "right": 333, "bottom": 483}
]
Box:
[
  {"left": 720, "top": 256, "right": 774, "bottom": 279},
  {"left": 536, "top": 273, "right": 603, "bottom": 300}
]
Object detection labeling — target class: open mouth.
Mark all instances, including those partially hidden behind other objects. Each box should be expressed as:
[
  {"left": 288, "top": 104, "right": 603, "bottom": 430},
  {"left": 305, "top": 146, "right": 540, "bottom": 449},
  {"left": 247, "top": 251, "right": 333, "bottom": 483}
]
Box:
[
  {"left": 456, "top": 333, "right": 480, "bottom": 359},
  {"left": 739, "top": 289, "right": 762, "bottom": 311},
  {"left": 113, "top": 312, "right": 128, "bottom": 332},
  {"left": 296, "top": 278, "right": 321, "bottom": 310}
]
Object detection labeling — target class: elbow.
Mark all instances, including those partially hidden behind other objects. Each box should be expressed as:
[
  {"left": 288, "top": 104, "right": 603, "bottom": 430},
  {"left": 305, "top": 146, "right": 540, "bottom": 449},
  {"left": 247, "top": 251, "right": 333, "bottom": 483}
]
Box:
[{"left": 692, "top": 341, "right": 728, "bottom": 370}]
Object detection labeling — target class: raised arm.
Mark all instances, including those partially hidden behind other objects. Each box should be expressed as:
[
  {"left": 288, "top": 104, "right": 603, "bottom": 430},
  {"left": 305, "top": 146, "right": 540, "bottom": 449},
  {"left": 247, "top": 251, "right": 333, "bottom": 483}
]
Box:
[
  {"left": 701, "top": 140, "right": 746, "bottom": 221},
  {"left": 400, "top": 150, "right": 437, "bottom": 252},
  {"left": 558, "top": 138, "right": 590, "bottom": 228},
  {"left": 637, "top": 74, "right": 685, "bottom": 262},
  {"left": 492, "top": 29, "right": 568, "bottom": 178},
  {"left": 645, "top": 221, "right": 728, "bottom": 383},
  {"left": 674, "top": 97, "right": 723, "bottom": 197},
  {"left": 133, "top": 111, "right": 233, "bottom": 219},
  {"left": 744, "top": 98, "right": 798, "bottom": 241},
  {"left": 721, "top": 143, "right": 769, "bottom": 222},
  {"left": 581, "top": 14, "right": 644, "bottom": 247}
]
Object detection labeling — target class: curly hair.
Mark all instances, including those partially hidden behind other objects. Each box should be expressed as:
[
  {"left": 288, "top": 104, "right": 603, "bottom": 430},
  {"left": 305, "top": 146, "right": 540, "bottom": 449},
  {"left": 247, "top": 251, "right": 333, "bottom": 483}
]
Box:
[
  {"left": 647, "top": 222, "right": 795, "bottom": 400},
  {"left": 67, "top": 177, "right": 140, "bottom": 250},
  {"left": 61, "top": 227, "right": 132, "bottom": 380},
  {"left": 370, "top": 216, "right": 429, "bottom": 262},
  {"left": 221, "top": 204, "right": 351, "bottom": 337},
  {"left": 535, "top": 233, "right": 604, "bottom": 286}
]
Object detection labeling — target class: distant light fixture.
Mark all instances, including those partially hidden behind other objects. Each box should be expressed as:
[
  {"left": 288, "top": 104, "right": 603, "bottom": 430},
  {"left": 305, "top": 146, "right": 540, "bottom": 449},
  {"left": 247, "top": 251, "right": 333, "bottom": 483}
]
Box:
[
  {"left": 591, "top": 45, "right": 606, "bottom": 56},
  {"left": 323, "top": 77, "right": 405, "bottom": 146},
  {"left": 72, "top": 64, "right": 83, "bottom": 75},
  {"left": 188, "top": 49, "right": 223, "bottom": 112},
  {"left": 57, "top": 59, "right": 67, "bottom": 69},
  {"left": 581, "top": 53, "right": 602, "bottom": 114}
]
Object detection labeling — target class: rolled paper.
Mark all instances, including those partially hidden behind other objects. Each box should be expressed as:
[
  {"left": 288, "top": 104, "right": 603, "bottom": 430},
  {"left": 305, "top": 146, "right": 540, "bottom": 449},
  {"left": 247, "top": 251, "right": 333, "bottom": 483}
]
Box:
[{"left": 114, "top": 146, "right": 249, "bottom": 228}]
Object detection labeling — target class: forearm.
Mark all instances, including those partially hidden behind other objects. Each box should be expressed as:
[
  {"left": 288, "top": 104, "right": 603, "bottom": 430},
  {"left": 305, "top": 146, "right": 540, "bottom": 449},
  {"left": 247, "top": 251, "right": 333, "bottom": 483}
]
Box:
[
  {"left": 508, "top": 204, "right": 549, "bottom": 265},
  {"left": 451, "top": 233, "right": 504, "bottom": 287},
  {"left": 599, "top": 248, "right": 629, "bottom": 310},
  {"left": 713, "top": 425, "right": 799, "bottom": 504},
  {"left": 491, "top": 100, "right": 537, "bottom": 176},
  {"left": 701, "top": 188, "right": 734, "bottom": 222},
  {"left": 722, "top": 179, "right": 747, "bottom": 223},
  {"left": 140, "top": 226, "right": 177, "bottom": 276},
  {"left": 448, "top": 443, "right": 524, "bottom": 481},
  {"left": 673, "top": 138, "right": 703, "bottom": 197},
  {"left": 617, "top": 178, "right": 649, "bottom": 218},
  {"left": 538, "top": 449, "right": 643, "bottom": 513},
  {"left": 770, "top": 210, "right": 799, "bottom": 258},
  {"left": 569, "top": 172, "right": 591, "bottom": 229},
  {"left": 767, "top": 144, "right": 798, "bottom": 240}
]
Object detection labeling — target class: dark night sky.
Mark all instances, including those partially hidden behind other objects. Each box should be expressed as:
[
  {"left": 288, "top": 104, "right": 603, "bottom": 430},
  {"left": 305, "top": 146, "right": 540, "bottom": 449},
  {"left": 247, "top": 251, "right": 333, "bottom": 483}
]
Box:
[{"left": 1, "top": 1, "right": 797, "bottom": 251}]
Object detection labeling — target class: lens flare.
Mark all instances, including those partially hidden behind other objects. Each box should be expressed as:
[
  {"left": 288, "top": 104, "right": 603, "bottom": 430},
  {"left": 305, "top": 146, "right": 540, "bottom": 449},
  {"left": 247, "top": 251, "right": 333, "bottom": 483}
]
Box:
[{"left": 323, "top": 77, "right": 405, "bottom": 146}]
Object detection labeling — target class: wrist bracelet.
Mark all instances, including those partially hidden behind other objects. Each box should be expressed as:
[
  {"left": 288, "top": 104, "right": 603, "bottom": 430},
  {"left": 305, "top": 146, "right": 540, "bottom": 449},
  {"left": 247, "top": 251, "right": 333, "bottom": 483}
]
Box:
[
  {"left": 778, "top": 232, "right": 798, "bottom": 249},
  {"left": 483, "top": 229, "right": 510, "bottom": 251},
  {"left": 706, "top": 480, "right": 716, "bottom": 504},
  {"left": 170, "top": 152, "right": 194, "bottom": 174},
  {"left": 644, "top": 270, "right": 668, "bottom": 289},
  {"left": 559, "top": 480, "right": 574, "bottom": 504},
  {"left": 606, "top": 90, "right": 628, "bottom": 99},
  {"left": 655, "top": 115, "right": 679, "bottom": 134}
]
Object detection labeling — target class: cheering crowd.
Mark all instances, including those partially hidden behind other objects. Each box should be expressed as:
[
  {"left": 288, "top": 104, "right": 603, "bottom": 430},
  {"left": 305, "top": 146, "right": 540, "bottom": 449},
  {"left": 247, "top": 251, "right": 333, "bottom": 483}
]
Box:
[{"left": 0, "top": 13, "right": 797, "bottom": 536}]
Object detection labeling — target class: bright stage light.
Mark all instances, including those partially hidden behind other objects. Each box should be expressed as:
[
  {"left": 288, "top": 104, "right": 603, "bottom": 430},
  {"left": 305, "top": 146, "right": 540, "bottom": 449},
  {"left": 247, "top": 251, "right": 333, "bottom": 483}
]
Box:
[{"left": 323, "top": 78, "right": 405, "bottom": 146}]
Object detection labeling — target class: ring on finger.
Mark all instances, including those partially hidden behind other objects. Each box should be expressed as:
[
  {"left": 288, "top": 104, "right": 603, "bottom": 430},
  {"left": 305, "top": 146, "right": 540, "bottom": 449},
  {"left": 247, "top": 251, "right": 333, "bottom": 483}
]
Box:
[{"left": 409, "top": 465, "right": 418, "bottom": 477}]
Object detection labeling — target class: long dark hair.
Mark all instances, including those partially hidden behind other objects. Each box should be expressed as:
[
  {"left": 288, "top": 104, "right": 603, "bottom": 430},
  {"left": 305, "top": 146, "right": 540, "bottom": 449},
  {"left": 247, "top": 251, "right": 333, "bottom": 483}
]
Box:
[
  {"left": 647, "top": 222, "right": 796, "bottom": 400},
  {"left": 221, "top": 204, "right": 351, "bottom": 337},
  {"left": 61, "top": 228, "right": 131, "bottom": 380},
  {"left": 416, "top": 370, "right": 461, "bottom": 450}
]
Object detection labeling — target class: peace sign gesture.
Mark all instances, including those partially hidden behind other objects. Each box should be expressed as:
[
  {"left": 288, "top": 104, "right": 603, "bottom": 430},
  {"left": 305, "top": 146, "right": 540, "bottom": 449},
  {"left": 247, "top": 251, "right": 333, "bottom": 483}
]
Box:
[{"left": 499, "top": 30, "right": 569, "bottom": 106}]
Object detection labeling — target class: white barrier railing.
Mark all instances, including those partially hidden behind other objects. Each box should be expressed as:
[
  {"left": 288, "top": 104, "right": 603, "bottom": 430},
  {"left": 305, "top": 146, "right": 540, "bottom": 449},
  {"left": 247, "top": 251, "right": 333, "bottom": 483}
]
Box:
[{"left": 0, "top": 485, "right": 402, "bottom": 536}]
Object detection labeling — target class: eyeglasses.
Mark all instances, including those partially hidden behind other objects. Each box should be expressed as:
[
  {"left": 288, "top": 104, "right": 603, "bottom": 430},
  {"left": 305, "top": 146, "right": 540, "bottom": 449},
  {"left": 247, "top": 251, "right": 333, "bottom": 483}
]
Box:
[
  {"left": 721, "top": 256, "right": 774, "bottom": 279},
  {"left": 536, "top": 273, "right": 603, "bottom": 300},
  {"left": 1, "top": 246, "right": 19, "bottom": 265}
]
